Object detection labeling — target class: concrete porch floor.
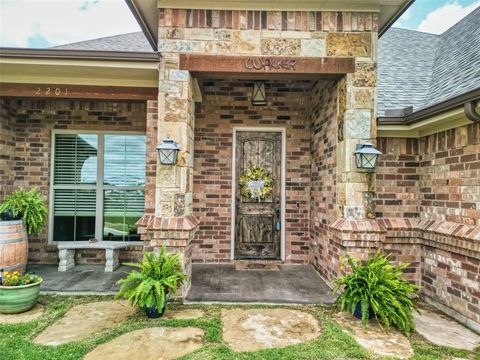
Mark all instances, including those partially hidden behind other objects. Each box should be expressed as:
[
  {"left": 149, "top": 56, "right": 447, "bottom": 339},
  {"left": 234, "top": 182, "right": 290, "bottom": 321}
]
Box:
[
  {"left": 27, "top": 263, "right": 336, "bottom": 304},
  {"left": 27, "top": 264, "right": 127, "bottom": 295},
  {"left": 186, "top": 264, "right": 336, "bottom": 304}
]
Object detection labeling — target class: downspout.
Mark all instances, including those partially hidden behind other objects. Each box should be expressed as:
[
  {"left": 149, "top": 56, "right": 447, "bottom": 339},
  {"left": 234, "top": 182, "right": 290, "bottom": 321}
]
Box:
[{"left": 464, "top": 100, "right": 480, "bottom": 122}]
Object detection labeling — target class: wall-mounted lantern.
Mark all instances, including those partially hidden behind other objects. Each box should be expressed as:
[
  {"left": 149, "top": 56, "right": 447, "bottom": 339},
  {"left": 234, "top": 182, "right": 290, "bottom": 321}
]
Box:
[
  {"left": 252, "top": 81, "right": 267, "bottom": 106},
  {"left": 156, "top": 137, "right": 180, "bottom": 165},
  {"left": 354, "top": 142, "right": 382, "bottom": 170}
]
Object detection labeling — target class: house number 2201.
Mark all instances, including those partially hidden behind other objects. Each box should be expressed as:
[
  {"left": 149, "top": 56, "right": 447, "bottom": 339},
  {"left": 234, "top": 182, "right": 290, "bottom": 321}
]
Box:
[{"left": 34, "top": 87, "right": 68, "bottom": 96}]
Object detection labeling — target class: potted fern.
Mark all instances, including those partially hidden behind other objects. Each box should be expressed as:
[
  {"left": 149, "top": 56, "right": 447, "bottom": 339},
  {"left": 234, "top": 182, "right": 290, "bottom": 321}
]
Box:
[
  {"left": 116, "top": 246, "right": 188, "bottom": 318},
  {"left": 333, "top": 251, "right": 420, "bottom": 335},
  {"left": 0, "top": 188, "right": 47, "bottom": 234}
]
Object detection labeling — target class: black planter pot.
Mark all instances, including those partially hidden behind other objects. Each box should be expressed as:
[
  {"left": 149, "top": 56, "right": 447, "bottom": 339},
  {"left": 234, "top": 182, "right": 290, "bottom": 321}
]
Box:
[
  {"left": 145, "top": 294, "right": 170, "bottom": 319},
  {"left": 353, "top": 301, "right": 374, "bottom": 320}
]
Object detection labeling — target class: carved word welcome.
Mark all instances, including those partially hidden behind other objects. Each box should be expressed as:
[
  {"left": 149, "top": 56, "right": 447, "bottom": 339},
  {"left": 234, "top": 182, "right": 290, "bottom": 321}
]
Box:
[{"left": 245, "top": 58, "right": 297, "bottom": 71}]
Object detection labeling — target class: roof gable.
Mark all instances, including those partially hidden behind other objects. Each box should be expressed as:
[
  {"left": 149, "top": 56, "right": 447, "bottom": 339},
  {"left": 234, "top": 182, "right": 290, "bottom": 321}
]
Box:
[{"left": 378, "top": 6, "right": 480, "bottom": 115}]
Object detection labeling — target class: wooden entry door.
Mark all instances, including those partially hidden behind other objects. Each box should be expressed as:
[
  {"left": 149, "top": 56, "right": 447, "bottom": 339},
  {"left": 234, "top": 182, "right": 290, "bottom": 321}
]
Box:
[{"left": 235, "top": 131, "right": 282, "bottom": 259}]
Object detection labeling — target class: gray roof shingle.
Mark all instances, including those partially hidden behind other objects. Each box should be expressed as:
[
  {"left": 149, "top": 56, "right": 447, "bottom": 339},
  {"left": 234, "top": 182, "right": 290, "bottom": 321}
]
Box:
[
  {"left": 52, "top": 32, "right": 152, "bottom": 52},
  {"left": 378, "top": 6, "right": 480, "bottom": 115}
]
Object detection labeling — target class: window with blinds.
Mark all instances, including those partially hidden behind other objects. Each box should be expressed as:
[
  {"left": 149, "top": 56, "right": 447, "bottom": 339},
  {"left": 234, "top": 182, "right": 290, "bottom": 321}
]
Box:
[{"left": 52, "top": 133, "right": 146, "bottom": 242}]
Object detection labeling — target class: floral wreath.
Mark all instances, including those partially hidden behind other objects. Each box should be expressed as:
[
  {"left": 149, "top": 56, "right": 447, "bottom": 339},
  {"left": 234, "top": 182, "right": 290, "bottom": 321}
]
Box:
[{"left": 239, "top": 165, "right": 273, "bottom": 201}]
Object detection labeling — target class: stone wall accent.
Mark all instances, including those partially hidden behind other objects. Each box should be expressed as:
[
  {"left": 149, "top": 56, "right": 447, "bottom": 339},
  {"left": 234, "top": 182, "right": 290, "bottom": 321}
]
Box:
[
  {"left": 159, "top": 9, "right": 378, "bottom": 33},
  {"left": 377, "top": 122, "right": 480, "bottom": 225},
  {"left": 192, "top": 79, "right": 313, "bottom": 263},
  {"left": 158, "top": 9, "right": 377, "bottom": 59},
  {"left": 0, "top": 98, "right": 146, "bottom": 264}
]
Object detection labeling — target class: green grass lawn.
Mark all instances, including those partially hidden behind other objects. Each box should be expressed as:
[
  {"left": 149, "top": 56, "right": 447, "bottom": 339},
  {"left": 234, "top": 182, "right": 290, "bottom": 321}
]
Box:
[{"left": 0, "top": 295, "right": 478, "bottom": 360}]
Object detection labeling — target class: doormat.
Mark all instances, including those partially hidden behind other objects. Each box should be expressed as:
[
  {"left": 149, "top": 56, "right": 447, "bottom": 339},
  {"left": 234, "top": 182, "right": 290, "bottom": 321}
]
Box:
[{"left": 235, "top": 262, "right": 280, "bottom": 271}]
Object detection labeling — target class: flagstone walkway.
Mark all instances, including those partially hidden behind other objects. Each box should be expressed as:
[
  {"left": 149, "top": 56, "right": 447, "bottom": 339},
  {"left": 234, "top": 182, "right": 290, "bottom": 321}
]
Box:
[
  {"left": 34, "top": 300, "right": 136, "bottom": 346},
  {"left": 84, "top": 327, "right": 204, "bottom": 360},
  {"left": 2, "top": 299, "right": 479, "bottom": 359}
]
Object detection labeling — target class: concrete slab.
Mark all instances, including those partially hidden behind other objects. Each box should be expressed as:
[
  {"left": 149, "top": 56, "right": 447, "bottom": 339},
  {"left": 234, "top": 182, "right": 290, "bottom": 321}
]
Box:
[
  {"left": 27, "top": 264, "right": 128, "bottom": 294},
  {"left": 414, "top": 308, "right": 480, "bottom": 351},
  {"left": 186, "top": 264, "right": 336, "bottom": 304}
]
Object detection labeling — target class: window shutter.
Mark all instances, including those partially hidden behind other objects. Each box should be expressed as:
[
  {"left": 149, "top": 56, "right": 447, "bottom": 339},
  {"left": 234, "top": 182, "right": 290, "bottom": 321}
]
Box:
[
  {"left": 54, "top": 134, "right": 97, "bottom": 185},
  {"left": 54, "top": 189, "right": 96, "bottom": 216}
]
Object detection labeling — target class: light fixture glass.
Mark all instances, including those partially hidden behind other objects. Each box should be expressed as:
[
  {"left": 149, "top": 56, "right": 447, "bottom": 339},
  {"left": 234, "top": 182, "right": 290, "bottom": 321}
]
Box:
[
  {"left": 354, "top": 142, "right": 382, "bottom": 170},
  {"left": 252, "top": 81, "right": 267, "bottom": 106},
  {"left": 156, "top": 137, "right": 180, "bottom": 165}
]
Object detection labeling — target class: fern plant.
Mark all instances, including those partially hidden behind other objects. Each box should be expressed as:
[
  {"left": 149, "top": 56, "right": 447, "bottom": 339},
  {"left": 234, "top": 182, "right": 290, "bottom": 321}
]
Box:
[
  {"left": 0, "top": 188, "right": 47, "bottom": 235},
  {"left": 116, "top": 246, "right": 188, "bottom": 313},
  {"left": 333, "top": 251, "right": 420, "bottom": 335}
]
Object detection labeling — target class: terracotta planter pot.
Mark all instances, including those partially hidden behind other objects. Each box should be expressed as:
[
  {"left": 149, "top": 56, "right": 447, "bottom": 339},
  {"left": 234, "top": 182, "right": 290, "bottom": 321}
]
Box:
[{"left": 0, "top": 279, "right": 42, "bottom": 314}]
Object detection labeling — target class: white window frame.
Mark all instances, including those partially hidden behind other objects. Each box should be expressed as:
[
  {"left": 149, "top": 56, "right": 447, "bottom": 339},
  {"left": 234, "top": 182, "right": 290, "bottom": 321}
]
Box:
[{"left": 48, "top": 130, "right": 146, "bottom": 244}]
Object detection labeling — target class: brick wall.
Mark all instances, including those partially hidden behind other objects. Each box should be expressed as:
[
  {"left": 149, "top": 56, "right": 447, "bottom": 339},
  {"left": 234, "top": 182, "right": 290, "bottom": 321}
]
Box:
[
  {"left": 0, "top": 99, "right": 16, "bottom": 200},
  {"left": 192, "top": 79, "right": 313, "bottom": 263},
  {"left": 0, "top": 98, "right": 146, "bottom": 264},
  {"left": 376, "top": 137, "right": 420, "bottom": 218},
  {"left": 308, "top": 80, "right": 340, "bottom": 279},
  {"left": 419, "top": 123, "right": 480, "bottom": 225},
  {"left": 375, "top": 122, "right": 480, "bottom": 330},
  {"left": 377, "top": 122, "right": 480, "bottom": 225}
]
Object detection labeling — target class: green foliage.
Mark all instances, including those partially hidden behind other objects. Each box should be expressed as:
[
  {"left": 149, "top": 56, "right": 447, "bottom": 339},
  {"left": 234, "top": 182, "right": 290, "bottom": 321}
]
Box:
[
  {"left": 239, "top": 165, "right": 273, "bottom": 201},
  {"left": 333, "top": 251, "right": 420, "bottom": 335},
  {"left": 1, "top": 271, "right": 42, "bottom": 286},
  {"left": 0, "top": 188, "right": 47, "bottom": 235},
  {"left": 116, "top": 246, "right": 188, "bottom": 312}
]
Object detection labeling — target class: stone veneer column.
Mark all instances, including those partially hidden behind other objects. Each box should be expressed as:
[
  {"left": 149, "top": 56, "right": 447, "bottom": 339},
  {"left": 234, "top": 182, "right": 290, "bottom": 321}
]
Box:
[
  {"left": 138, "top": 54, "right": 199, "bottom": 295},
  {"left": 328, "top": 33, "right": 378, "bottom": 219}
]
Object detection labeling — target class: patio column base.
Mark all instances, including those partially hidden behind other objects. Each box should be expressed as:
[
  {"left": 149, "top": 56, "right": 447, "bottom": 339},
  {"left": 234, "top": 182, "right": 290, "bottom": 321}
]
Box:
[
  {"left": 137, "top": 214, "right": 200, "bottom": 297},
  {"left": 104, "top": 249, "right": 120, "bottom": 272},
  {"left": 58, "top": 249, "right": 75, "bottom": 272}
]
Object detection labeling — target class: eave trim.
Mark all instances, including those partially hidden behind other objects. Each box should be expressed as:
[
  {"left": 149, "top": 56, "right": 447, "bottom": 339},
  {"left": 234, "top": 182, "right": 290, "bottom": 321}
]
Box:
[
  {"left": 377, "top": 88, "right": 480, "bottom": 125},
  {"left": 125, "top": 0, "right": 158, "bottom": 51},
  {"left": 0, "top": 47, "right": 159, "bottom": 62}
]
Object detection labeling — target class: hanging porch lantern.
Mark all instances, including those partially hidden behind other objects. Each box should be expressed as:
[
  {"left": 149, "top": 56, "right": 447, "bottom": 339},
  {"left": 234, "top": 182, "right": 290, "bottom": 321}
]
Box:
[
  {"left": 252, "top": 81, "right": 267, "bottom": 106},
  {"left": 156, "top": 137, "right": 180, "bottom": 165},
  {"left": 354, "top": 142, "right": 382, "bottom": 170}
]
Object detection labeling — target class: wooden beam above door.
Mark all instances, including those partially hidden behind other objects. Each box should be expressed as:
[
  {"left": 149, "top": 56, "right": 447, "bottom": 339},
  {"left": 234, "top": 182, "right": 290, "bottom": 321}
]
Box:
[
  {"left": 0, "top": 83, "right": 158, "bottom": 101},
  {"left": 179, "top": 54, "right": 355, "bottom": 80}
]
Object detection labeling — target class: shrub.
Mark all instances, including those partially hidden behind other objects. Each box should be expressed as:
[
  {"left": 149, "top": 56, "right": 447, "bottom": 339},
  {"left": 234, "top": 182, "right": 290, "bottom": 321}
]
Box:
[
  {"left": 116, "top": 246, "right": 188, "bottom": 312},
  {"left": 333, "top": 251, "right": 420, "bottom": 335},
  {"left": 0, "top": 188, "right": 47, "bottom": 235}
]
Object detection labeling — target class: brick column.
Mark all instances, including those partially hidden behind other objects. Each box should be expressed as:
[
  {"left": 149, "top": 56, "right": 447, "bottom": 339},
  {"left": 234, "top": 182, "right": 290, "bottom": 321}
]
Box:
[{"left": 138, "top": 53, "right": 199, "bottom": 296}]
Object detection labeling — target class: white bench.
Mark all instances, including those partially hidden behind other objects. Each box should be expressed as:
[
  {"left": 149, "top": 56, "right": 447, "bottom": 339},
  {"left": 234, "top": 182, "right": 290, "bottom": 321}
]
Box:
[{"left": 57, "top": 241, "right": 132, "bottom": 272}]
